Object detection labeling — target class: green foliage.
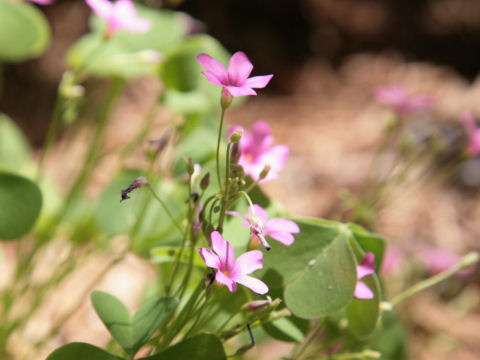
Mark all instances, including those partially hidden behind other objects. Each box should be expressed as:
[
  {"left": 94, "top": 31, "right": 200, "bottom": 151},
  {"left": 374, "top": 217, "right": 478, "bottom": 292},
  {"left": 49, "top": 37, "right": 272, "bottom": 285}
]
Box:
[
  {"left": 67, "top": 5, "right": 186, "bottom": 78},
  {"left": 262, "top": 219, "right": 357, "bottom": 319},
  {"left": 0, "top": 113, "right": 31, "bottom": 172},
  {"left": 46, "top": 343, "right": 123, "bottom": 360},
  {"left": 0, "top": 171, "right": 42, "bottom": 240},
  {"left": 262, "top": 316, "right": 309, "bottom": 343},
  {"left": 140, "top": 334, "right": 226, "bottom": 360},
  {"left": 0, "top": 0, "right": 50, "bottom": 61},
  {"left": 91, "top": 291, "right": 177, "bottom": 357}
]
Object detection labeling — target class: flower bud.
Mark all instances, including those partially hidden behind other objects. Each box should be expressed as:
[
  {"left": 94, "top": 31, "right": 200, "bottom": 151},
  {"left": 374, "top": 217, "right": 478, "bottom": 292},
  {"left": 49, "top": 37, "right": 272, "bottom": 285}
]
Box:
[
  {"left": 230, "top": 142, "right": 241, "bottom": 164},
  {"left": 230, "top": 129, "right": 243, "bottom": 143},
  {"left": 121, "top": 176, "right": 148, "bottom": 202},
  {"left": 230, "top": 164, "right": 245, "bottom": 179},
  {"left": 200, "top": 172, "right": 210, "bottom": 190},
  {"left": 185, "top": 157, "right": 194, "bottom": 175},
  {"left": 259, "top": 165, "right": 271, "bottom": 181}
]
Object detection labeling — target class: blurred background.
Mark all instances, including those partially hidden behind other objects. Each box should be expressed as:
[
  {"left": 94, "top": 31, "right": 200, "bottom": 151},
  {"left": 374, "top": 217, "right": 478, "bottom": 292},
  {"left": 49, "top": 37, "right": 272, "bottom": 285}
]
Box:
[{"left": 1, "top": 0, "right": 480, "bottom": 359}]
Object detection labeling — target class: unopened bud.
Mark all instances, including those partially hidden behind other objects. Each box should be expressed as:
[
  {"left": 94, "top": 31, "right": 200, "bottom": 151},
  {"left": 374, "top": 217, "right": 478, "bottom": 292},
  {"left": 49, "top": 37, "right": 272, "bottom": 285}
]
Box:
[
  {"left": 230, "top": 129, "right": 243, "bottom": 143},
  {"left": 221, "top": 88, "right": 233, "bottom": 110},
  {"left": 185, "top": 157, "right": 194, "bottom": 175},
  {"left": 259, "top": 165, "right": 271, "bottom": 181},
  {"left": 244, "top": 297, "right": 281, "bottom": 312},
  {"left": 230, "top": 164, "right": 245, "bottom": 178},
  {"left": 200, "top": 172, "right": 210, "bottom": 190},
  {"left": 121, "top": 176, "right": 148, "bottom": 202},
  {"left": 230, "top": 142, "right": 241, "bottom": 164}
]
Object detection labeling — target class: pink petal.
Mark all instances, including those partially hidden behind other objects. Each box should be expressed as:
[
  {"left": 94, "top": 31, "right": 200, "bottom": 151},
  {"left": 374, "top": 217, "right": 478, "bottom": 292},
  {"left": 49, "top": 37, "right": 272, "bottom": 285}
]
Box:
[
  {"left": 235, "top": 275, "right": 269, "bottom": 295},
  {"left": 197, "top": 248, "right": 220, "bottom": 269},
  {"left": 211, "top": 231, "right": 235, "bottom": 271},
  {"left": 258, "top": 145, "right": 289, "bottom": 182},
  {"left": 227, "top": 51, "right": 253, "bottom": 85},
  {"left": 357, "top": 253, "right": 375, "bottom": 280},
  {"left": 114, "top": 0, "right": 136, "bottom": 17},
  {"left": 216, "top": 271, "right": 237, "bottom": 292},
  {"left": 225, "top": 210, "right": 249, "bottom": 223},
  {"left": 121, "top": 17, "right": 151, "bottom": 33},
  {"left": 244, "top": 74, "right": 274, "bottom": 89},
  {"left": 28, "top": 0, "right": 54, "bottom": 5},
  {"left": 266, "top": 231, "right": 295, "bottom": 246},
  {"left": 250, "top": 204, "right": 269, "bottom": 223},
  {"left": 251, "top": 121, "right": 273, "bottom": 149},
  {"left": 461, "top": 111, "right": 477, "bottom": 136},
  {"left": 224, "top": 85, "right": 257, "bottom": 97},
  {"left": 233, "top": 250, "right": 263, "bottom": 276},
  {"left": 201, "top": 71, "right": 225, "bottom": 86},
  {"left": 354, "top": 281, "right": 374, "bottom": 299},
  {"left": 197, "top": 54, "right": 228, "bottom": 83},
  {"left": 265, "top": 218, "right": 300, "bottom": 234},
  {"left": 86, "top": 0, "right": 113, "bottom": 19}
]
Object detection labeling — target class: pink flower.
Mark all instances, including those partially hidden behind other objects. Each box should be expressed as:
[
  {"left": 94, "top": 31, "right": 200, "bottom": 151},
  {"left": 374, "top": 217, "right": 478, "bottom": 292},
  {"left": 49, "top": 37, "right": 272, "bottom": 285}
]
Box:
[
  {"left": 381, "top": 246, "right": 405, "bottom": 276},
  {"left": 227, "top": 204, "right": 300, "bottom": 249},
  {"left": 27, "top": 0, "right": 54, "bottom": 4},
  {"left": 355, "top": 253, "right": 375, "bottom": 299},
  {"left": 197, "top": 51, "right": 273, "bottom": 97},
  {"left": 198, "top": 231, "right": 268, "bottom": 294},
  {"left": 229, "top": 121, "right": 288, "bottom": 182},
  {"left": 418, "top": 245, "right": 475, "bottom": 276},
  {"left": 86, "top": 0, "right": 151, "bottom": 37},
  {"left": 375, "top": 85, "right": 432, "bottom": 117},
  {"left": 460, "top": 111, "right": 480, "bottom": 156}
]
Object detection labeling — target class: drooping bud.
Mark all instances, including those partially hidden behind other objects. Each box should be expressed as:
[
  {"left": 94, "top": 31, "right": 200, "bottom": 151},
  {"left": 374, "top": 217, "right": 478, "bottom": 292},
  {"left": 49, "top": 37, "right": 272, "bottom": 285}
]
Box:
[
  {"left": 230, "top": 129, "right": 243, "bottom": 143},
  {"left": 200, "top": 172, "right": 210, "bottom": 190},
  {"left": 230, "top": 142, "right": 242, "bottom": 164},
  {"left": 259, "top": 165, "right": 271, "bottom": 181},
  {"left": 121, "top": 176, "right": 148, "bottom": 202},
  {"left": 148, "top": 128, "right": 171, "bottom": 156},
  {"left": 221, "top": 88, "right": 233, "bottom": 110}
]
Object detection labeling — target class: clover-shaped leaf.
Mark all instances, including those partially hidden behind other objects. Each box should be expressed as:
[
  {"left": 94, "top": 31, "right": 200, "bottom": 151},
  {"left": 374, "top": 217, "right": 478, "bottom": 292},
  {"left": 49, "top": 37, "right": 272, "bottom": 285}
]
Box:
[
  {"left": 91, "top": 291, "right": 177, "bottom": 357},
  {"left": 46, "top": 343, "right": 122, "bottom": 360}
]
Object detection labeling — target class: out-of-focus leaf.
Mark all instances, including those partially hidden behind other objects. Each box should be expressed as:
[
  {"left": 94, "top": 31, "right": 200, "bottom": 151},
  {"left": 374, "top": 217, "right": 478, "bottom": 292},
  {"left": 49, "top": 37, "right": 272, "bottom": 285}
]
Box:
[
  {"left": 0, "top": 171, "right": 42, "bottom": 240},
  {"left": 263, "top": 316, "right": 309, "bottom": 343},
  {"left": 0, "top": 113, "right": 30, "bottom": 171},
  {"left": 139, "top": 334, "right": 226, "bottom": 360},
  {"left": 46, "top": 343, "right": 122, "bottom": 360},
  {"left": 0, "top": 0, "right": 50, "bottom": 61}
]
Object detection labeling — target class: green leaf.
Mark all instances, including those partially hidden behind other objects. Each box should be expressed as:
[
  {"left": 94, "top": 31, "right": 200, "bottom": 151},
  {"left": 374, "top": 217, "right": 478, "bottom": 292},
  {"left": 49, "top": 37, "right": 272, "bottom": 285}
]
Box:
[
  {"left": 46, "top": 342, "right": 123, "bottom": 360},
  {"left": 139, "top": 334, "right": 226, "bottom": 360},
  {"left": 262, "top": 316, "right": 309, "bottom": 343},
  {"left": 347, "top": 223, "right": 386, "bottom": 270},
  {"left": 91, "top": 291, "right": 177, "bottom": 357},
  {"left": 0, "top": 113, "right": 31, "bottom": 171},
  {"left": 0, "top": 0, "right": 50, "bottom": 61},
  {"left": 262, "top": 218, "right": 357, "bottom": 319},
  {"left": 67, "top": 6, "right": 186, "bottom": 79},
  {"left": 346, "top": 237, "right": 382, "bottom": 338},
  {"left": 0, "top": 172, "right": 42, "bottom": 240}
]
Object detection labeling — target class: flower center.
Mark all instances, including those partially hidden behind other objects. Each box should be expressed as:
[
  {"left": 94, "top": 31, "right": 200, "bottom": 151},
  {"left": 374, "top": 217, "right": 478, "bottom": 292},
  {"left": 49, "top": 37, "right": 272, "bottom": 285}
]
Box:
[{"left": 245, "top": 154, "right": 254, "bottom": 163}]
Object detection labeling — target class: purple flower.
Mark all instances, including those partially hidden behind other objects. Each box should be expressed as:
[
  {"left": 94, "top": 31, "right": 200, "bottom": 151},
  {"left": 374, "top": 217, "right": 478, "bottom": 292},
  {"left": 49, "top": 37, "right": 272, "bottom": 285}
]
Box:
[
  {"left": 198, "top": 231, "right": 268, "bottom": 294},
  {"left": 27, "top": 0, "right": 54, "bottom": 4},
  {"left": 86, "top": 0, "right": 151, "bottom": 37},
  {"left": 228, "top": 121, "right": 288, "bottom": 182},
  {"left": 355, "top": 252, "right": 375, "bottom": 299},
  {"left": 227, "top": 204, "right": 300, "bottom": 249},
  {"left": 375, "top": 85, "right": 432, "bottom": 117},
  {"left": 460, "top": 111, "right": 480, "bottom": 156},
  {"left": 196, "top": 51, "right": 273, "bottom": 97}
]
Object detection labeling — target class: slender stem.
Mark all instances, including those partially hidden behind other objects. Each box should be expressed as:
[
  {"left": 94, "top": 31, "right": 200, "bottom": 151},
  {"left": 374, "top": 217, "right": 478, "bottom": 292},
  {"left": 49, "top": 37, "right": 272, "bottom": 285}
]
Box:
[
  {"left": 291, "top": 319, "right": 324, "bottom": 360},
  {"left": 36, "top": 94, "right": 64, "bottom": 181},
  {"left": 389, "top": 252, "right": 479, "bottom": 307},
  {"left": 218, "top": 143, "right": 232, "bottom": 230},
  {"left": 146, "top": 183, "right": 183, "bottom": 233},
  {"left": 322, "top": 350, "right": 381, "bottom": 360},
  {"left": 215, "top": 108, "right": 226, "bottom": 191}
]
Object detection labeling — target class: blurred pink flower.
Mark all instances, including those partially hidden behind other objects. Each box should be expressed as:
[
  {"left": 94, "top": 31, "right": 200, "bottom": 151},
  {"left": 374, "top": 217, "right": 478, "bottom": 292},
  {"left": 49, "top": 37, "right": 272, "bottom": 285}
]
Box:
[
  {"left": 227, "top": 204, "right": 300, "bottom": 249},
  {"left": 198, "top": 231, "right": 268, "bottom": 294},
  {"left": 197, "top": 51, "right": 273, "bottom": 97},
  {"left": 460, "top": 111, "right": 480, "bottom": 156},
  {"left": 86, "top": 0, "right": 151, "bottom": 37},
  {"left": 381, "top": 246, "right": 405, "bottom": 276},
  {"left": 27, "top": 0, "right": 54, "bottom": 4},
  {"left": 229, "top": 121, "right": 288, "bottom": 182},
  {"left": 355, "top": 253, "right": 375, "bottom": 299},
  {"left": 375, "top": 85, "right": 432, "bottom": 117},
  {"left": 418, "top": 245, "right": 474, "bottom": 276}
]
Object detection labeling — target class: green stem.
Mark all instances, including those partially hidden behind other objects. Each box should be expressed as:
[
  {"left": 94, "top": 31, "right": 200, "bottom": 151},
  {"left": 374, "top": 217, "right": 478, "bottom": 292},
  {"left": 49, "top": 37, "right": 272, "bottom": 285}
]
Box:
[
  {"left": 215, "top": 108, "right": 226, "bottom": 192},
  {"left": 218, "top": 143, "right": 232, "bottom": 230},
  {"left": 389, "top": 252, "right": 479, "bottom": 307},
  {"left": 291, "top": 320, "right": 324, "bottom": 360},
  {"left": 323, "top": 350, "right": 381, "bottom": 360},
  {"left": 146, "top": 183, "right": 183, "bottom": 233}
]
